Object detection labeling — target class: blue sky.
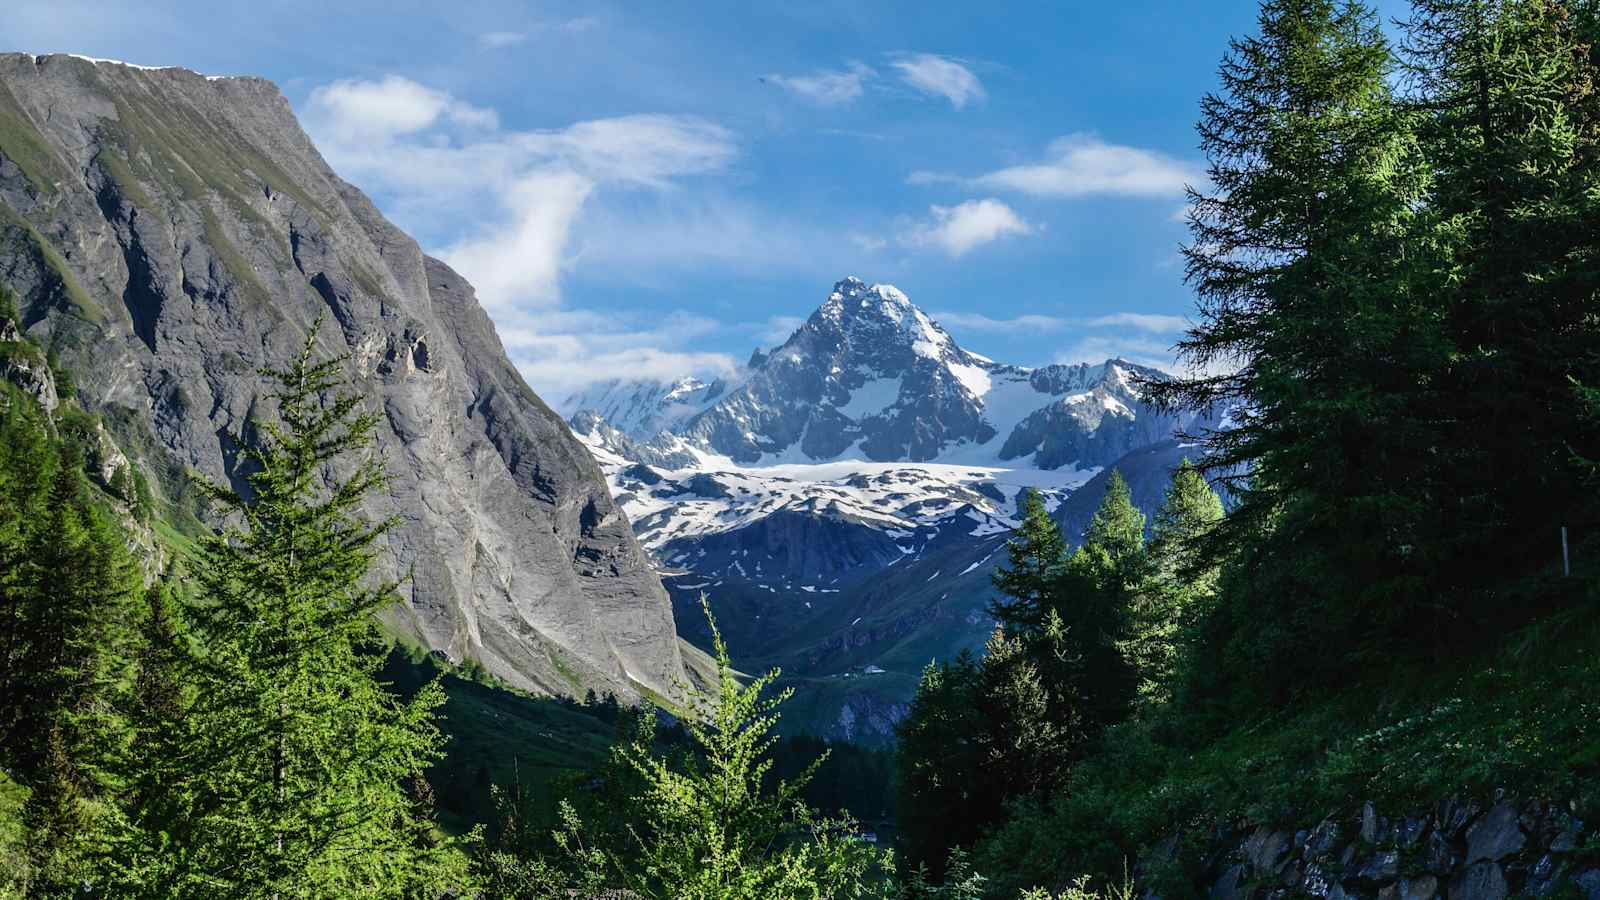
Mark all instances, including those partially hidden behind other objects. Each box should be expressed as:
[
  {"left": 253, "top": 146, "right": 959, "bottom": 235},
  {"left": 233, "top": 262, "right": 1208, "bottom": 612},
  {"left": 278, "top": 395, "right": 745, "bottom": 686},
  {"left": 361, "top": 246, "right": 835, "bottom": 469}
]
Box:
[{"left": 7, "top": 1, "right": 1300, "bottom": 398}]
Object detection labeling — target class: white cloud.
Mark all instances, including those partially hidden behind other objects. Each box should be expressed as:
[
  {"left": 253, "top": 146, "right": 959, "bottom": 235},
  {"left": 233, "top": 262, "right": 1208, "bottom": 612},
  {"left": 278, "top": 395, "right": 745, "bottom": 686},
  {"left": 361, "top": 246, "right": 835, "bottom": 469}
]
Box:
[
  {"left": 498, "top": 311, "right": 741, "bottom": 399},
  {"left": 900, "top": 198, "right": 1034, "bottom": 257},
  {"left": 1083, "top": 312, "right": 1189, "bottom": 333},
  {"left": 302, "top": 74, "right": 759, "bottom": 395},
  {"left": 479, "top": 17, "right": 597, "bottom": 47},
  {"left": 890, "top": 53, "right": 985, "bottom": 109},
  {"left": 305, "top": 75, "right": 498, "bottom": 143},
  {"left": 767, "top": 62, "right": 874, "bottom": 106},
  {"left": 930, "top": 311, "right": 1189, "bottom": 338},
  {"left": 950, "top": 133, "right": 1202, "bottom": 198},
  {"left": 478, "top": 31, "right": 527, "bottom": 48},
  {"left": 438, "top": 172, "right": 593, "bottom": 310}
]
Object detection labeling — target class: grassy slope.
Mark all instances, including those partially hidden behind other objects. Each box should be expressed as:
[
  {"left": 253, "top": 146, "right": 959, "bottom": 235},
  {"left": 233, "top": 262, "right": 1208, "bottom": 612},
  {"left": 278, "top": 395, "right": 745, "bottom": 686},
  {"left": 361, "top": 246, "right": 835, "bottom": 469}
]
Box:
[
  {"left": 976, "top": 605, "right": 1600, "bottom": 896},
  {"left": 378, "top": 650, "right": 618, "bottom": 834}
]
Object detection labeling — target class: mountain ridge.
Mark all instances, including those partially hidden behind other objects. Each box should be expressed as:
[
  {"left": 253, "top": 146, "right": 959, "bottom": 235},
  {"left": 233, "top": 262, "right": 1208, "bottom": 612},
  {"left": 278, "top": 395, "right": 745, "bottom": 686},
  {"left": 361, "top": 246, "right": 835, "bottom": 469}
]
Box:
[{"left": 0, "top": 52, "right": 687, "bottom": 702}]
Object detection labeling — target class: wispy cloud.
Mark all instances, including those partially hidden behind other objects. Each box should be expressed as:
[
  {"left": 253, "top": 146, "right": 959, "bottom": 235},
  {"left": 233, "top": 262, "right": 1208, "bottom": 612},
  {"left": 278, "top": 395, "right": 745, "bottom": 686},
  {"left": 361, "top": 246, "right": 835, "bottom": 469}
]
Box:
[
  {"left": 889, "top": 53, "right": 985, "bottom": 109},
  {"left": 912, "top": 133, "right": 1202, "bottom": 198},
  {"left": 931, "top": 311, "right": 1070, "bottom": 332},
  {"left": 899, "top": 198, "right": 1034, "bottom": 257},
  {"left": 931, "top": 310, "right": 1189, "bottom": 336},
  {"left": 502, "top": 311, "right": 740, "bottom": 399},
  {"left": 766, "top": 62, "right": 874, "bottom": 106},
  {"left": 306, "top": 75, "right": 497, "bottom": 142},
  {"left": 1055, "top": 334, "right": 1180, "bottom": 370},
  {"left": 479, "top": 16, "right": 598, "bottom": 47},
  {"left": 478, "top": 31, "right": 527, "bottom": 49},
  {"left": 1084, "top": 312, "right": 1189, "bottom": 332},
  {"left": 756, "top": 315, "right": 806, "bottom": 346},
  {"left": 302, "top": 75, "right": 754, "bottom": 394}
]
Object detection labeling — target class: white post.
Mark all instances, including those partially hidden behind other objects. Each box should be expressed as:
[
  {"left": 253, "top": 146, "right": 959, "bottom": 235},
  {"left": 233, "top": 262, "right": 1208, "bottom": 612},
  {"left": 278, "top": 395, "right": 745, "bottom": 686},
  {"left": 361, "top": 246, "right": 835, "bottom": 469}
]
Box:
[{"left": 1562, "top": 526, "right": 1570, "bottom": 577}]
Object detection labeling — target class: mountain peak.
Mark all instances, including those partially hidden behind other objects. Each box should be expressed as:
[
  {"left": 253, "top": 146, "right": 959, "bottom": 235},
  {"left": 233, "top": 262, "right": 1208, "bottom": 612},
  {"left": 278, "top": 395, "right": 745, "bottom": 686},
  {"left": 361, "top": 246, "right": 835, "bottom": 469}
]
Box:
[{"left": 798, "top": 277, "right": 959, "bottom": 369}]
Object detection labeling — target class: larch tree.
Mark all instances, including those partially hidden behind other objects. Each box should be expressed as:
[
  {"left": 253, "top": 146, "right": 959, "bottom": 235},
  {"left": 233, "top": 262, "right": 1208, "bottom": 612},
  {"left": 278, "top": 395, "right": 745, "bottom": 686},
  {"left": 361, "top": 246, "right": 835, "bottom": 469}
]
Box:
[{"left": 178, "top": 325, "right": 469, "bottom": 899}]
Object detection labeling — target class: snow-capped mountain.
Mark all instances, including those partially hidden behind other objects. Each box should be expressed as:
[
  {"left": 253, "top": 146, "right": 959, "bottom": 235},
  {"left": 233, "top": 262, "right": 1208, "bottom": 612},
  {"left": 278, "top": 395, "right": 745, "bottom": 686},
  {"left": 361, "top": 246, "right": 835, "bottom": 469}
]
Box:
[
  {"left": 564, "top": 276, "right": 1211, "bottom": 742},
  {"left": 566, "top": 276, "right": 1193, "bottom": 469}
]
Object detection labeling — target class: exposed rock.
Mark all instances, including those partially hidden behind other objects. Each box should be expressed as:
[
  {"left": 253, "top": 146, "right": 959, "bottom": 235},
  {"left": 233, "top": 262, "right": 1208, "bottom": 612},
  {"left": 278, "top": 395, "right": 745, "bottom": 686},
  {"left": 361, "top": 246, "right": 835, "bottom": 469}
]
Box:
[
  {"left": 1210, "top": 864, "right": 1250, "bottom": 900},
  {"left": 1397, "top": 817, "right": 1430, "bottom": 851},
  {"left": 1244, "top": 828, "right": 1293, "bottom": 875},
  {"left": 1401, "top": 875, "right": 1438, "bottom": 900},
  {"left": 1306, "top": 819, "right": 1344, "bottom": 859},
  {"left": 1452, "top": 862, "right": 1507, "bottom": 900},
  {"left": 1466, "top": 803, "right": 1526, "bottom": 863},
  {"left": 0, "top": 53, "right": 685, "bottom": 701},
  {"left": 1524, "top": 854, "right": 1567, "bottom": 897},
  {"left": 1194, "top": 797, "right": 1586, "bottom": 900},
  {"left": 0, "top": 332, "right": 58, "bottom": 413},
  {"left": 1355, "top": 850, "right": 1400, "bottom": 885}
]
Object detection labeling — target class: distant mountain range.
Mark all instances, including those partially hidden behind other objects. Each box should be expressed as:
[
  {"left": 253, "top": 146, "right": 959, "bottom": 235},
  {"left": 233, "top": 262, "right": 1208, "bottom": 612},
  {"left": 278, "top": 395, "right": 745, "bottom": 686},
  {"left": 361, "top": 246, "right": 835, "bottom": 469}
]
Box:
[{"left": 563, "top": 277, "right": 1216, "bottom": 742}]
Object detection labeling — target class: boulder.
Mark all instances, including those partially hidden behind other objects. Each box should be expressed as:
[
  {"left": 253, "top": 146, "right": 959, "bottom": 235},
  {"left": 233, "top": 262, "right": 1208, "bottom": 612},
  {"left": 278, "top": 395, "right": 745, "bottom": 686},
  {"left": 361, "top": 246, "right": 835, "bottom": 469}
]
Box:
[
  {"left": 1466, "top": 803, "right": 1526, "bottom": 863},
  {"left": 1452, "top": 863, "right": 1507, "bottom": 900}
]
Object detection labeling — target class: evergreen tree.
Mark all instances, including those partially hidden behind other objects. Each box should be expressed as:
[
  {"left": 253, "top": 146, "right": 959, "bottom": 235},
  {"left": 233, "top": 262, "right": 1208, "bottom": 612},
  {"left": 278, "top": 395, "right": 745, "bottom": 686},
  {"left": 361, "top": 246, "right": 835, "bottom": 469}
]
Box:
[
  {"left": 179, "top": 326, "right": 469, "bottom": 898},
  {"left": 107, "top": 579, "right": 199, "bottom": 896},
  {"left": 1121, "top": 462, "right": 1225, "bottom": 708},
  {"left": 1056, "top": 471, "right": 1147, "bottom": 726},
  {"left": 975, "top": 621, "right": 1084, "bottom": 798},
  {"left": 1401, "top": 0, "right": 1600, "bottom": 617},
  {"left": 1145, "top": 0, "right": 1449, "bottom": 700},
  {"left": 545, "top": 597, "right": 890, "bottom": 899},
  {"left": 991, "top": 489, "right": 1068, "bottom": 631},
  {"left": 895, "top": 652, "right": 986, "bottom": 882}
]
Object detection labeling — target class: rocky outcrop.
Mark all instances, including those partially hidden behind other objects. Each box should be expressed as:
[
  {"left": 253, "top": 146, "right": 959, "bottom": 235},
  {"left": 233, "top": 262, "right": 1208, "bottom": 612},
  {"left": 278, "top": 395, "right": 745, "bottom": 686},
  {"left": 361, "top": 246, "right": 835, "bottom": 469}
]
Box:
[
  {"left": 0, "top": 53, "right": 686, "bottom": 701},
  {"left": 1179, "top": 797, "right": 1598, "bottom": 900},
  {"left": 0, "top": 319, "right": 58, "bottom": 413}
]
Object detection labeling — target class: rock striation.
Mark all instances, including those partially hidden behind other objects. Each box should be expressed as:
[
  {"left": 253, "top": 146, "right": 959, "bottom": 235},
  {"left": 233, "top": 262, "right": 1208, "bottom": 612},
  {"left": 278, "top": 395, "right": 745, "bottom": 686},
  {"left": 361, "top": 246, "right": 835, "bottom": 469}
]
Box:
[{"left": 0, "top": 53, "right": 686, "bottom": 701}]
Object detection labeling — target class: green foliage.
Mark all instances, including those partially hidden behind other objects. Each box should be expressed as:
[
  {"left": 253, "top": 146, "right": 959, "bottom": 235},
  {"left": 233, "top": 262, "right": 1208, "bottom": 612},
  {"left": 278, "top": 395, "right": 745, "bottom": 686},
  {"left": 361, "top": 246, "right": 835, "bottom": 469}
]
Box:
[
  {"left": 0, "top": 380, "right": 143, "bottom": 896},
  {"left": 895, "top": 653, "right": 986, "bottom": 879},
  {"left": 1121, "top": 462, "right": 1224, "bottom": 708},
  {"left": 486, "top": 597, "right": 895, "bottom": 898},
  {"left": 991, "top": 489, "right": 1068, "bottom": 630},
  {"left": 171, "top": 325, "right": 472, "bottom": 897}
]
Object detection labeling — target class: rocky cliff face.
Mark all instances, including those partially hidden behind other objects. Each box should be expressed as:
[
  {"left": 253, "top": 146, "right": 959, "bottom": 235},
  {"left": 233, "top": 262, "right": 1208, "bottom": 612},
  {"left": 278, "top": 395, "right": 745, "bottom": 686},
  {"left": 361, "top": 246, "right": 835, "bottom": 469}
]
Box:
[{"left": 0, "top": 53, "right": 685, "bottom": 701}]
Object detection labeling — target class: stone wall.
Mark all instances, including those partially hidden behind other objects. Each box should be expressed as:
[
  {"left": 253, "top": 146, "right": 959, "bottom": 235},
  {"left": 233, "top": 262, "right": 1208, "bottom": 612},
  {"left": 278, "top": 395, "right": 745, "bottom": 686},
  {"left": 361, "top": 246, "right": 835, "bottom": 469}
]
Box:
[{"left": 1191, "top": 796, "right": 1598, "bottom": 900}]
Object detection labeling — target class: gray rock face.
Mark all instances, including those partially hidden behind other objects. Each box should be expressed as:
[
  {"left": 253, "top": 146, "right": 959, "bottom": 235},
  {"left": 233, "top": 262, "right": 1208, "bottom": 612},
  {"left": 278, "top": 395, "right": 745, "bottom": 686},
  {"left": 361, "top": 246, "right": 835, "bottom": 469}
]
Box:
[{"left": 0, "top": 53, "right": 685, "bottom": 701}]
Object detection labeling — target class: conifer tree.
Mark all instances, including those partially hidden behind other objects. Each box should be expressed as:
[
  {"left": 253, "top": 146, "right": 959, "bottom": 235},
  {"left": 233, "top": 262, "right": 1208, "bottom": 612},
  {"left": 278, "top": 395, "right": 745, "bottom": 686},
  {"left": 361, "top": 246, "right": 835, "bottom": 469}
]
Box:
[
  {"left": 895, "top": 652, "right": 985, "bottom": 883},
  {"left": 1121, "top": 462, "right": 1225, "bottom": 707},
  {"left": 179, "top": 326, "right": 469, "bottom": 898},
  {"left": 1146, "top": 0, "right": 1447, "bottom": 696},
  {"left": 1057, "top": 471, "right": 1147, "bottom": 726},
  {"left": 975, "top": 622, "right": 1083, "bottom": 798},
  {"left": 991, "top": 489, "right": 1068, "bottom": 631},
  {"left": 550, "top": 597, "right": 890, "bottom": 899},
  {"left": 106, "top": 579, "right": 200, "bottom": 896},
  {"left": 1401, "top": 0, "right": 1600, "bottom": 612}
]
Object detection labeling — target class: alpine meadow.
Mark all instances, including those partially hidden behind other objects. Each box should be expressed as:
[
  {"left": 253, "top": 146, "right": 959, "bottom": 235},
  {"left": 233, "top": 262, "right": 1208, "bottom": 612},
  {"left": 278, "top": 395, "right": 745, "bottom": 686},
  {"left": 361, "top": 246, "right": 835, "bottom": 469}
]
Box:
[{"left": 3, "top": 0, "right": 1600, "bottom": 897}]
